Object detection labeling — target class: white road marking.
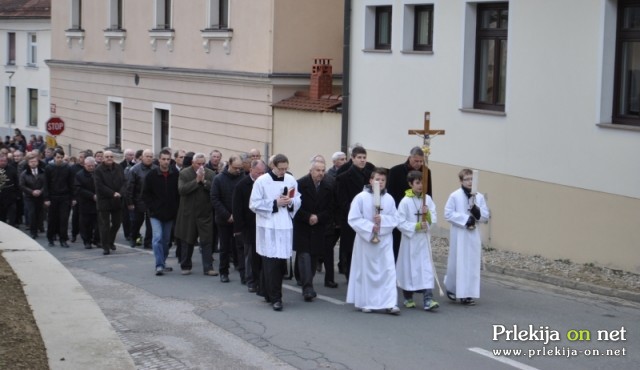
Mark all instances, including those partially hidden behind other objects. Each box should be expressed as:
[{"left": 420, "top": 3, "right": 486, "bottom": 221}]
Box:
[
  {"left": 282, "top": 284, "right": 346, "bottom": 305},
  {"left": 468, "top": 347, "right": 540, "bottom": 370}
]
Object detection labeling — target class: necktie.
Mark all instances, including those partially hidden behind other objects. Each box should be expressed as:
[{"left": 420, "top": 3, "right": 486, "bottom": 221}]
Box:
[{"left": 32, "top": 169, "right": 37, "bottom": 176}]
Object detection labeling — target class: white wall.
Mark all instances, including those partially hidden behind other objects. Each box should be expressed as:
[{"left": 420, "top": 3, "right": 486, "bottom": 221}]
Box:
[
  {"left": 0, "top": 19, "right": 50, "bottom": 138},
  {"left": 350, "top": 0, "right": 640, "bottom": 199}
]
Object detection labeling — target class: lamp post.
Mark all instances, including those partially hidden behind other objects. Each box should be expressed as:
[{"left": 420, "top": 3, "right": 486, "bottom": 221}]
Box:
[{"left": 6, "top": 71, "right": 15, "bottom": 137}]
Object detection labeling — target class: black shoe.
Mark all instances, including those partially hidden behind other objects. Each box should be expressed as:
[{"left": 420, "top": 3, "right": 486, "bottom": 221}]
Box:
[
  {"left": 272, "top": 301, "right": 283, "bottom": 311},
  {"left": 220, "top": 274, "right": 230, "bottom": 283},
  {"left": 460, "top": 298, "right": 476, "bottom": 306},
  {"left": 48, "top": 240, "right": 55, "bottom": 247},
  {"left": 84, "top": 243, "right": 92, "bottom": 249},
  {"left": 110, "top": 244, "right": 116, "bottom": 251},
  {"left": 103, "top": 250, "right": 110, "bottom": 255},
  {"left": 163, "top": 267, "right": 173, "bottom": 272},
  {"left": 248, "top": 285, "right": 257, "bottom": 293},
  {"left": 70, "top": 236, "right": 77, "bottom": 243},
  {"left": 324, "top": 281, "right": 338, "bottom": 288},
  {"left": 31, "top": 234, "right": 38, "bottom": 239},
  {"left": 303, "top": 291, "right": 316, "bottom": 302},
  {"left": 60, "top": 241, "right": 70, "bottom": 248},
  {"left": 446, "top": 290, "right": 457, "bottom": 301}
]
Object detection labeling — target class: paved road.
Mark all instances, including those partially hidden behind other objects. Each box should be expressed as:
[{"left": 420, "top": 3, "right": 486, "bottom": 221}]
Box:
[{"left": 41, "top": 233, "right": 639, "bottom": 370}]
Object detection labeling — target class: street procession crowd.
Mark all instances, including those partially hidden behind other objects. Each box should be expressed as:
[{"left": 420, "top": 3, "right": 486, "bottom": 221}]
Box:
[{"left": 0, "top": 131, "right": 489, "bottom": 314}]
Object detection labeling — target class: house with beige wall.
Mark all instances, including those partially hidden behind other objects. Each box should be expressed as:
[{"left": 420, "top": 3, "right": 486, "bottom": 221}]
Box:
[
  {"left": 47, "top": 0, "right": 343, "bottom": 158},
  {"left": 347, "top": 0, "right": 640, "bottom": 272}
]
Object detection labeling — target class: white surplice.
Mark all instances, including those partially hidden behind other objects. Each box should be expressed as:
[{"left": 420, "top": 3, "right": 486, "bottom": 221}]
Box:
[
  {"left": 443, "top": 188, "right": 490, "bottom": 298},
  {"left": 249, "top": 172, "right": 301, "bottom": 258},
  {"left": 346, "top": 189, "right": 400, "bottom": 310},
  {"left": 395, "top": 193, "right": 437, "bottom": 291}
]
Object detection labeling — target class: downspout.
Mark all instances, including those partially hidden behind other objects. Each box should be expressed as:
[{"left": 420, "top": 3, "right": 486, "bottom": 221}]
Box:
[{"left": 341, "top": 0, "right": 351, "bottom": 154}]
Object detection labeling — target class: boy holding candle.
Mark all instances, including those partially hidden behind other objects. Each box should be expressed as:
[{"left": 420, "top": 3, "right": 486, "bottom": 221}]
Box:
[
  {"left": 346, "top": 168, "right": 401, "bottom": 315},
  {"left": 443, "top": 169, "right": 490, "bottom": 305},
  {"left": 396, "top": 171, "right": 439, "bottom": 311}
]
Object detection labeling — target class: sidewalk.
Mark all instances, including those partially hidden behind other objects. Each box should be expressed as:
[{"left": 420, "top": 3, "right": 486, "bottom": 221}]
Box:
[{"left": 0, "top": 222, "right": 136, "bottom": 370}]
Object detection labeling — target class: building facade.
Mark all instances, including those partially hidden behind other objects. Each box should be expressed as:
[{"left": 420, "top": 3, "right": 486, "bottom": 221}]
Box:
[
  {"left": 348, "top": 0, "right": 640, "bottom": 271},
  {"left": 47, "top": 0, "right": 343, "bottom": 156},
  {"left": 1, "top": 0, "right": 51, "bottom": 139}
]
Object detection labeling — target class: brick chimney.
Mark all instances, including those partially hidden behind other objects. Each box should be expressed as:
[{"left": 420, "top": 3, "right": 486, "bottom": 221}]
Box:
[{"left": 309, "top": 58, "right": 333, "bottom": 100}]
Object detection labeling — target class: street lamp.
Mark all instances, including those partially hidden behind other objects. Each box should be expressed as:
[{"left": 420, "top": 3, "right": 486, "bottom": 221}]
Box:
[{"left": 6, "top": 71, "right": 15, "bottom": 137}]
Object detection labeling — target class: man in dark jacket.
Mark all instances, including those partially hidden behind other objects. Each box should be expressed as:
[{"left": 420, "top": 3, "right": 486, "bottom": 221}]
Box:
[
  {"left": 143, "top": 149, "right": 180, "bottom": 276},
  {"left": 387, "top": 146, "right": 432, "bottom": 261},
  {"left": 0, "top": 153, "right": 19, "bottom": 226},
  {"left": 94, "top": 150, "right": 126, "bottom": 255},
  {"left": 335, "top": 146, "right": 373, "bottom": 280},
  {"left": 211, "top": 155, "right": 245, "bottom": 283},
  {"left": 126, "top": 149, "right": 156, "bottom": 249},
  {"left": 232, "top": 159, "right": 266, "bottom": 293},
  {"left": 44, "top": 149, "right": 75, "bottom": 248},
  {"left": 69, "top": 150, "right": 87, "bottom": 242},
  {"left": 294, "top": 160, "right": 335, "bottom": 301},
  {"left": 19, "top": 153, "right": 47, "bottom": 239},
  {"left": 74, "top": 156, "right": 99, "bottom": 249}
]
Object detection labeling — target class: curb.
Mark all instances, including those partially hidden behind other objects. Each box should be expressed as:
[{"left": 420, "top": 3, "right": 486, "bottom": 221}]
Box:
[
  {"left": 433, "top": 255, "right": 640, "bottom": 304},
  {"left": 0, "top": 222, "right": 136, "bottom": 370}
]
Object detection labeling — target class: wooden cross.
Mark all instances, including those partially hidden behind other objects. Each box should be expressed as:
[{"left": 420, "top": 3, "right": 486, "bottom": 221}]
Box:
[{"left": 407, "top": 112, "right": 445, "bottom": 220}]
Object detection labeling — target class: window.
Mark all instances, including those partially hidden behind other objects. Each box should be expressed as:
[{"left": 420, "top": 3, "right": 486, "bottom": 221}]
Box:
[
  {"left": 153, "top": 104, "right": 171, "bottom": 152},
  {"left": 474, "top": 3, "right": 508, "bottom": 111},
  {"left": 27, "top": 33, "right": 37, "bottom": 66},
  {"left": 108, "top": 0, "right": 123, "bottom": 30},
  {"left": 375, "top": 6, "right": 392, "bottom": 50},
  {"left": 207, "top": 0, "right": 229, "bottom": 29},
  {"left": 5, "top": 86, "right": 15, "bottom": 123},
  {"left": 109, "top": 100, "right": 122, "bottom": 149},
  {"left": 613, "top": 0, "right": 640, "bottom": 125},
  {"left": 413, "top": 5, "right": 433, "bottom": 51},
  {"left": 7, "top": 33, "right": 16, "bottom": 65},
  {"left": 154, "top": 0, "right": 172, "bottom": 30},
  {"left": 71, "top": 0, "right": 82, "bottom": 30},
  {"left": 28, "top": 89, "right": 38, "bottom": 127}
]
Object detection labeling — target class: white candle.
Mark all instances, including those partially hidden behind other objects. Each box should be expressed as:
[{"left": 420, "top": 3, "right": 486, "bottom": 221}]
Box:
[
  {"left": 373, "top": 180, "right": 381, "bottom": 207},
  {"left": 471, "top": 170, "right": 479, "bottom": 194}
]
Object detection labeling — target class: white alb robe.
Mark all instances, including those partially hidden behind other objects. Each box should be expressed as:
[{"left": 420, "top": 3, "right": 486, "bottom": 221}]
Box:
[
  {"left": 396, "top": 194, "right": 437, "bottom": 291},
  {"left": 443, "top": 188, "right": 489, "bottom": 298},
  {"left": 346, "top": 190, "right": 400, "bottom": 310},
  {"left": 249, "top": 172, "right": 301, "bottom": 259}
]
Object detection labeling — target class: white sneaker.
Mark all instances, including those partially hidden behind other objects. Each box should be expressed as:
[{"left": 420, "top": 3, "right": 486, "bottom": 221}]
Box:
[{"left": 386, "top": 306, "right": 400, "bottom": 315}]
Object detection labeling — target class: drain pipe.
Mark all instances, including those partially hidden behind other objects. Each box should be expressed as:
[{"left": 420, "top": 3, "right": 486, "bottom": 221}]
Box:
[{"left": 341, "top": 0, "right": 351, "bottom": 154}]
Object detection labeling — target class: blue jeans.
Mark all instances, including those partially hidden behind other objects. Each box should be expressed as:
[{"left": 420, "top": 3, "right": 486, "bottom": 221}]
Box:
[{"left": 150, "top": 218, "right": 173, "bottom": 269}]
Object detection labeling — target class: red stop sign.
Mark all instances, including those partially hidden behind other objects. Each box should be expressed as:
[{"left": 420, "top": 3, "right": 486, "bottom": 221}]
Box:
[{"left": 46, "top": 117, "right": 65, "bottom": 136}]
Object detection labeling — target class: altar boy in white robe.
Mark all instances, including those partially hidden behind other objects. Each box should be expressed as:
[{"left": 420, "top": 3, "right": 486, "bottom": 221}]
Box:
[
  {"left": 443, "top": 168, "right": 490, "bottom": 305},
  {"left": 250, "top": 154, "right": 301, "bottom": 311},
  {"left": 346, "top": 168, "right": 401, "bottom": 315},
  {"left": 396, "top": 171, "right": 439, "bottom": 311}
]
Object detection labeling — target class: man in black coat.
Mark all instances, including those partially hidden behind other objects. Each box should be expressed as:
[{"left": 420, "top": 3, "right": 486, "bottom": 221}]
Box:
[
  {"left": 387, "top": 146, "right": 432, "bottom": 261},
  {"left": 74, "top": 156, "right": 99, "bottom": 249},
  {"left": 210, "top": 155, "right": 245, "bottom": 282},
  {"left": 94, "top": 150, "right": 126, "bottom": 255},
  {"left": 335, "top": 146, "right": 373, "bottom": 280},
  {"left": 119, "top": 148, "right": 136, "bottom": 241},
  {"left": 44, "top": 149, "right": 75, "bottom": 248},
  {"left": 19, "top": 153, "right": 47, "bottom": 239},
  {"left": 293, "top": 160, "right": 335, "bottom": 301},
  {"left": 126, "top": 149, "right": 156, "bottom": 249},
  {"left": 143, "top": 149, "right": 180, "bottom": 276},
  {"left": 232, "top": 159, "right": 267, "bottom": 293},
  {"left": 0, "top": 153, "right": 19, "bottom": 226},
  {"left": 69, "top": 150, "right": 87, "bottom": 242}
]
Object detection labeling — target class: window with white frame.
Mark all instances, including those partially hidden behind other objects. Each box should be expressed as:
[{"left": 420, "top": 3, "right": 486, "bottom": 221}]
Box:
[
  {"left": 109, "top": 99, "right": 123, "bottom": 149},
  {"left": 108, "top": 0, "right": 124, "bottom": 30},
  {"left": 5, "top": 86, "right": 15, "bottom": 123},
  {"left": 70, "top": 0, "right": 82, "bottom": 30},
  {"left": 7, "top": 33, "right": 16, "bottom": 65},
  {"left": 403, "top": 4, "right": 433, "bottom": 52},
  {"left": 28, "top": 89, "right": 38, "bottom": 126},
  {"left": 207, "top": 0, "right": 229, "bottom": 29},
  {"left": 154, "top": 0, "right": 172, "bottom": 30},
  {"left": 153, "top": 104, "right": 171, "bottom": 153},
  {"left": 27, "top": 33, "right": 37, "bottom": 66}
]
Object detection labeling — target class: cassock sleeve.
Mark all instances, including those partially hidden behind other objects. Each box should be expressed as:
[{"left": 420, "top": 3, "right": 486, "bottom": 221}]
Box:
[
  {"left": 444, "top": 191, "right": 468, "bottom": 228},
  {"left": 250, "top": 178, "right": 275, "bottom": 217},
  {"left": 397, "top": 197, "right": 418, "bottom": 238},
  {"left": 348, "top": 193, "right": 375, "bottom": 242},
  {"left": 475, "top": 193, "right": 490, "bottom": 223},
  {"left": 427, "top": 195, "right": 437, "bottom": 225}
]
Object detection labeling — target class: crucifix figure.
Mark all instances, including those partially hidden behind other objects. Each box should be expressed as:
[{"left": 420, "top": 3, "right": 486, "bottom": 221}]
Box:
[{"left": 408, "top": 112, "right": 445, "bottom": 220}]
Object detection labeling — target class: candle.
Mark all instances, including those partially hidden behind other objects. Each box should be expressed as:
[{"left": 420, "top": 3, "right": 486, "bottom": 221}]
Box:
[
  {"left": 471, "top": 170, "right": 479, "bottom": 194},
  {"left": 373, "top": 180, "right": 381, "bottom": 207}
]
